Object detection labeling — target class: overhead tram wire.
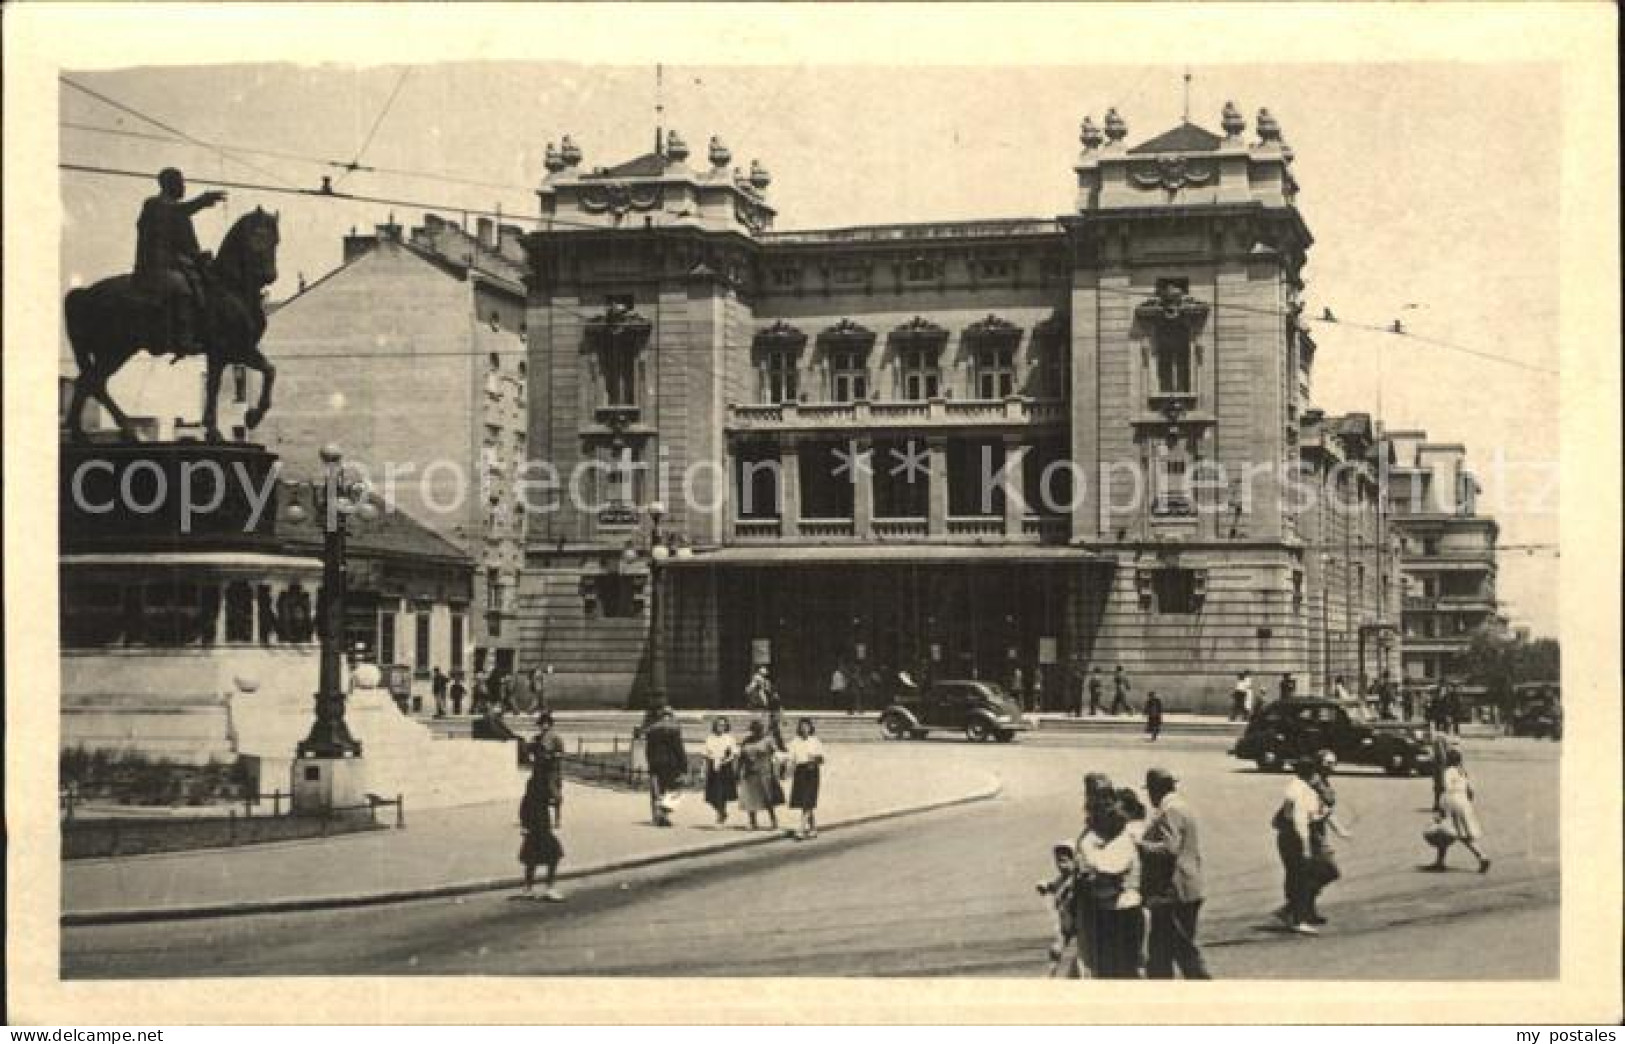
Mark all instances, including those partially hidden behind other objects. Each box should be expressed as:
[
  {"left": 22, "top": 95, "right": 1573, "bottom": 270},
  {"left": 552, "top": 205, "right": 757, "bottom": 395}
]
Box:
[
  {"left": 334, "top": 67, "right": 413, "bottom": 189},
  {"left": 60, "top": 165, "right": 1557, "bottom": 378},
  {"left": 60, "top": 75, "right": 298, "bottom": 190},
  {"left": 62, "top": 120, "right": 533, "bottom": 195}
]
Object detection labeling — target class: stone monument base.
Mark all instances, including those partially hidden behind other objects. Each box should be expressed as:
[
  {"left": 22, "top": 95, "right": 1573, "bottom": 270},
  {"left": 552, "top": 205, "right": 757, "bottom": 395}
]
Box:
[{"left": 290, "top": 754, "right": 369, "bottom": 817}]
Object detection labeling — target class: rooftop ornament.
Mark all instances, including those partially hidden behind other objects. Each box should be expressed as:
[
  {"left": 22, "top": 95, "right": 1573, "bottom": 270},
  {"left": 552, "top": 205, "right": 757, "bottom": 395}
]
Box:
[
  {"left": 1079, "top": 115, "right": 1104, "bottom": 151},
  {"left": 1221, "top": 101, "right": 1246, "bottom": 141},
  {"left": 1255, "top": 108, "right": 1282, "bottom": 145},
  {"left": 708, "top": 136, "right": 732, "bottom": 170},
  {"left": 559, "top": 135, "right": 583, "bottom": 168},
  {"left": 748, "top": 159, "right": 772, "bottom": 192},
  {"left": 544, "top": 142, "right": 566, "bottom": 174},
  {"left": 1104, "top": 108, "right": 1128, "bottom": 145},
  {"left": 665, "top": 129, "right": 690, "bottom": 164}
]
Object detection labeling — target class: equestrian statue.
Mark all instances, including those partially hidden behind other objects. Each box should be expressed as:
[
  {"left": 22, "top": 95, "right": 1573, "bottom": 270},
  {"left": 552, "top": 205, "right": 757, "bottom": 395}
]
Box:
[{"left": 64, "top": 167, "right": 282, "bottom": 442}]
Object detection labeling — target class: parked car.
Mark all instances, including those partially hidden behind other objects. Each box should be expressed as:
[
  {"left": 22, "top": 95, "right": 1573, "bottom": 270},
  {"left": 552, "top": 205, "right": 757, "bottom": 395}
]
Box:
[
  {"left": 1231, "top": 697, "right": 1435, "bottom": 776},
  {"left": 879, "top": 679, "right": 1032, "bottom": 743},
  {"left": 1509, "top": 683, "right": 1562, "bottom": 740}
]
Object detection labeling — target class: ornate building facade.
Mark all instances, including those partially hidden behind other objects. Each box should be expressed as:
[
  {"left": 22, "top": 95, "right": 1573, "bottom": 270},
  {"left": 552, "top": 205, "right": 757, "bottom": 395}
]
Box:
[{"left": 520, "top": 109, "right": 1390, "bottom": 712}]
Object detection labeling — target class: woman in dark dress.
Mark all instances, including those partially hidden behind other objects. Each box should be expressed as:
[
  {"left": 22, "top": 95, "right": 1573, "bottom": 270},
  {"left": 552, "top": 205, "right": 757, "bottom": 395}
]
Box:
[{"left": 517, "top": 769, "right": 564, "bottom": 901}]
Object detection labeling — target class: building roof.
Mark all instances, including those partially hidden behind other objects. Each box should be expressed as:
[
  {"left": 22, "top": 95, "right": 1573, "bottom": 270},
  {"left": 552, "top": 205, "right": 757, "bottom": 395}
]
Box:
[
  {"left": 582, "top": 151, "right": 668, "bottom": 180},
  {"left": 1127, "top": 122, "right": 1226, "bottom": 155},
  {"left": 277, "top": 484, "right": 473, "bottom": 566}
]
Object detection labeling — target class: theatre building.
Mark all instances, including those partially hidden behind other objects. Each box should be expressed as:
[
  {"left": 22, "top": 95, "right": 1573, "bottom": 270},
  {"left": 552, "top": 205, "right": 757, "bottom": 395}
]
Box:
[{"left": 521, "top": 108, "right": 1371, "bottom": 712}]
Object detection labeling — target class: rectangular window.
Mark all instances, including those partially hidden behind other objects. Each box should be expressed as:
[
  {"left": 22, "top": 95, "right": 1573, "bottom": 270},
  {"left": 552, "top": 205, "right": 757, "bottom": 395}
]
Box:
[
  {"left": 413, "top": 610, "right": 431, "bottom": 672},
  {"left": 1153, "top": 455, "right": 1195, "bottom": 516},
  {"left": 900, "top": 348, "right": 941, "bottom": 401},
  {"left": 976, "top": 347, "right": 1015, "bottom": 399},
  {"left": 831, "top": 350, "right": 868, "bottom": 403},
  {"left": 977, "top": 260, "right": 1013, "bottom": 280},
  {"left": 1421, "top": 537, "right": 1440, "bottom": 556},
  {"left": 905, "top": 259, "right": 942, "bottom": 282},
  {"left": 486, "top": 568, "right": 502, "bottom": 611},
  {"left": 831, "top": 264, "right": 867, "bottom": 285},
  {"left": 734, "top": 443, "right": 782, "bottom": 519},
  {"left": 1153, "top": 568, "right": 1199, "bottom": 614},
  {"left": 763, "top": 351, "right": 799, "bottom": 403},
  {"left": 597, "top": 575, "right": 638, "bottom": 618},
  {"left": 771, "top": 267, "right": 799, "bottom": 288},
  {"left": 450, "top": 613, "right": 465, "bottom": 671},
  {"left": 379, "top": 611, "right": 396, "bottom": 664}
]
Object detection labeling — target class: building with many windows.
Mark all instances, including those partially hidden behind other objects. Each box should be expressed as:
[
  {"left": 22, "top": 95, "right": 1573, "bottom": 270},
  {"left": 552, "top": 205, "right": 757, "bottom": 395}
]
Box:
[
  {"left": 1385, "top": 429, "right": 1500, "bottom": 699},
  {"left": 258, "top": 213, "right": 530, "bottom": 682},
  {"left": 519, "top": 110, "right": 1389, "bottom": 711}
]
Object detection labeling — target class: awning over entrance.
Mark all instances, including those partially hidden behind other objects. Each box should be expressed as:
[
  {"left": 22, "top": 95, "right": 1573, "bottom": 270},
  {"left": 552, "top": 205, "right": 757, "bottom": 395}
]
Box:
[{"left": 661, "top": 545, "right": 1110, "bottom": 568}]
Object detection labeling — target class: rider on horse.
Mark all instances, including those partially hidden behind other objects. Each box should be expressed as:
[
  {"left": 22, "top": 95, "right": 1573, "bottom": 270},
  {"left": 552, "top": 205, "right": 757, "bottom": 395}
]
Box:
[{"left": 132, "top": 167, "right": 227, "bottom": 355}]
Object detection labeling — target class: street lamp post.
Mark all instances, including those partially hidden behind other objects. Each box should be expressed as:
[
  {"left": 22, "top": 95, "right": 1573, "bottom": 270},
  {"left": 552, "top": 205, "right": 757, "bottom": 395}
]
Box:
[
  {"left": 284, "top": 445, "right": 377, "bottom": 812},
  {"left": 623, "top": 501, "right": 672, "bottom": 707},
  {"left": 1320, "top": 551, "right": 1333, "bottom": 698}
]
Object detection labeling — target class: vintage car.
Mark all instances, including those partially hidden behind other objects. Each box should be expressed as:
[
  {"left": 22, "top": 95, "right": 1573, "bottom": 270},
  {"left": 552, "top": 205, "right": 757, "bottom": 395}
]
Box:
[
  {"left": 879, "top": 679, "right": 1032, "bottom": 743},
  {"left": 1231, "top": 697, "right": 1436, "bottom": 776},
  {"left": 1509, "top": 682, "right": 1563, "bottom": 740}
]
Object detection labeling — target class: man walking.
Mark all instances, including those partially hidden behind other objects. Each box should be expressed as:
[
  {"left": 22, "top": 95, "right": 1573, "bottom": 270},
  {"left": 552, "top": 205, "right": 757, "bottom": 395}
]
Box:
[
  {"left": 1109, "top": 665, "right": 1134, "bottom": 716},
  {"left": 431, "top": 666, "right": 448, "bottom": 719},
  {"left": 1272, "top": 760, "right": 1324, "bottom": 935},
  {"left": 1278, "top": 672, "right": 1298, "bottom": 703},
  {"left": 1229, "top": 671, "right": 1254, "bottom": 722},
  {"left": 1137, "top": 769, "right": 1211, "bottom": 978},
  {"left": 1087, "top": 667, "right": 1104, "bottom": 717},
  {"left": 830, "top": 661, "right": 851, "bottom": 715},
  {"left": 643, "top": 706, "right": 688, "bottom": 827},
  {"left": 1144, "top": 691, "right": 1164, "bottom": 742},
  {"left": 448, "top": 672, "right": 467, "bottom": 716}
]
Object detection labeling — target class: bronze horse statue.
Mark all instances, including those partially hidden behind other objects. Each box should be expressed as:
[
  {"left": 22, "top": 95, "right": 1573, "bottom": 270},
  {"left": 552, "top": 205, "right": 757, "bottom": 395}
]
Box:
[{"left": 63, "top": 206, "right": 281, "bottom": 442}]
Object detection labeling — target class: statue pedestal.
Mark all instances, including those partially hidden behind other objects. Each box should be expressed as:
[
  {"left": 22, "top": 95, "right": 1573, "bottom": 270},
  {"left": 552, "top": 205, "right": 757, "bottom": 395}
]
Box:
[{"left": 290, "top": 753, "right": 368, "bottom": 817}]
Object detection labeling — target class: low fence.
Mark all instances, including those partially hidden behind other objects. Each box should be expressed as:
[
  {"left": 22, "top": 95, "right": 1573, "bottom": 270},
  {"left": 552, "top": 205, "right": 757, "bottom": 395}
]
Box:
[
  {"left": 555, "top": 745, "right": 707, "bottom": 793},
  {"left": 61, "top": 790, "right": 406, "bottom": 860}
]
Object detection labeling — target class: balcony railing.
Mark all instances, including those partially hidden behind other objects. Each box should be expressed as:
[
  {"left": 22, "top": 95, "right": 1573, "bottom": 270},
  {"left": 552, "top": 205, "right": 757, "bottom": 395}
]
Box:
[
  {"left": 734, "top": 518, "right": 783, "bottom": 541},
  {"left": 800, "top": 518, "right": 856, "bottom": 539},
  {"left": 726, "top": 396, "right": 1065, "bottom": 431},
  {"left": 873, "top": 517, "right": 929, "bottom": 539},
  {"left": 946, "top": 516, "right": 1003, "bottom": 537}
]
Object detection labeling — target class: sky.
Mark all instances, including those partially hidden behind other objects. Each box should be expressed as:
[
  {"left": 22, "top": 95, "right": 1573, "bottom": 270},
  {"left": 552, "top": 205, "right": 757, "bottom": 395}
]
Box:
[{"left": 56, "top": 61, "right": 1562, "bottom": 637}]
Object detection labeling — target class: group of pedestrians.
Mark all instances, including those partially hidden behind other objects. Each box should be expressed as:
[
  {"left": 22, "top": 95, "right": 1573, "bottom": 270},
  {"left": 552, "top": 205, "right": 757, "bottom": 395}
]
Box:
[
  {"left": 701, "top": 715, "right": 826, "bottom": 837},
  {"left": 1041, "top": 768, "right": 1211, "bottom": 979},
  {"left": 430, "top": 664, "right": 556, "bottom": 719}
]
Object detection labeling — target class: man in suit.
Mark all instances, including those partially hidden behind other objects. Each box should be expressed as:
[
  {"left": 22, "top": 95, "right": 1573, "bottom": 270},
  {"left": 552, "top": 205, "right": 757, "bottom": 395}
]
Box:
[{"left": 1137, "top": 768, "right": 1212, "bottom": 977}]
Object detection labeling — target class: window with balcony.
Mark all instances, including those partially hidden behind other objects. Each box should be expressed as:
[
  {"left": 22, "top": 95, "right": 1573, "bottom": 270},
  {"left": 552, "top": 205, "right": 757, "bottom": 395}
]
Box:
[
  {"left": 762, "top": 350, "right": 799, "bottom": 404},
  {"left": 873, "top": 438, "right": 929, "bottom": 519},
  {"left": 831, "top": 350, "right": 868, "bottom": 403},
  {"left": 899, "top": 348, "right": 941, "bottom": 401},
  {"left": 734, "top": 442, "right": 781, "bottom": 519},
  {"left": 948, "top": 438, "right": 1004, "bottom": 517},
  {"left": 1154, "top": 324, "right": 1193, "bottom": 395},
  {"left": 975, "top": 347, "right": 1016, "bottom": 400},
  {"left": 800, "top": 440, "right": 856, "bottom": 519},
  {"left": 1153, "top": 455, "right": 1195, "bottom": 517}
]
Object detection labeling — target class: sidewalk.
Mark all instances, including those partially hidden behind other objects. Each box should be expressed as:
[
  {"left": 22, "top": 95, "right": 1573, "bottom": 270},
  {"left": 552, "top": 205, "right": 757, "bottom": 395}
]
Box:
[{"left": 61, "top": 743, "right": 999, "bottom": 926}]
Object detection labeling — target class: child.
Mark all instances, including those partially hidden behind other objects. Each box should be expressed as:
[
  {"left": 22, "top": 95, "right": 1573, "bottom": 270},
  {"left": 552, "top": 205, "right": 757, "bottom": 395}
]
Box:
[
  {"left": 516, "top": 769, "right": 564, "bottom": 901},
  {"left": 1037, "top": 841, "right": 1082, "bottom": 978}
]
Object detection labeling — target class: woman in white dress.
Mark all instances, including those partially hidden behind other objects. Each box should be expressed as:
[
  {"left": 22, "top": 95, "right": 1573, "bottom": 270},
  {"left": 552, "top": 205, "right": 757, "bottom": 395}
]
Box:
[
  {"left": 702, "top": 717, "right": 740, "bottom": 825},
  {"left": 787, "top": 718, "right": 826, "bottom": 839},
  {"left": 1430, "top": 748, "right": 1490, "bottom": 873}
]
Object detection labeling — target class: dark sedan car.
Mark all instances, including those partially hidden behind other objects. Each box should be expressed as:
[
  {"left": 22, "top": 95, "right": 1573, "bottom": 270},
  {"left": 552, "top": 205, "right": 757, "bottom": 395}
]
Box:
[
  {"left": 1232, "top": 697, "right": 1435, "bottom": 775},
  {"left": 879, "top": 679, "right": 1032, "bottom": 743}
]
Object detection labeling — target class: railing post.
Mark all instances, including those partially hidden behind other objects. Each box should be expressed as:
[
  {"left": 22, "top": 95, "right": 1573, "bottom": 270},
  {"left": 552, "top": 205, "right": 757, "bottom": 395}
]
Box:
[
  {"left": 272, "top": 790, "right": 283, "bottom": 817},
  {"left": 228, "top": 809, "right": 238, "bottom": 846},
  {"left": 396, "top": 793, "right": 405, "bottom": 829},
  {"left": 110, "top": 821, "right": 121, "bottom": 858}
]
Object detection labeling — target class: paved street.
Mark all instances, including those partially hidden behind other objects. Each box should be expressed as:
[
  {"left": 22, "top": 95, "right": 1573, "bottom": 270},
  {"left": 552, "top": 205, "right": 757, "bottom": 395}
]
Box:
[{"left": 63, "top": 735, "right": 1559, "bottom": 980}]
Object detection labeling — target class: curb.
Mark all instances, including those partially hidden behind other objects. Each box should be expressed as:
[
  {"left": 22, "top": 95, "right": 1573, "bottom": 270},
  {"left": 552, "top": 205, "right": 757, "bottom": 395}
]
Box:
[{"left": 61, "top": 776, "right": 1002, "bottom": 927}]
